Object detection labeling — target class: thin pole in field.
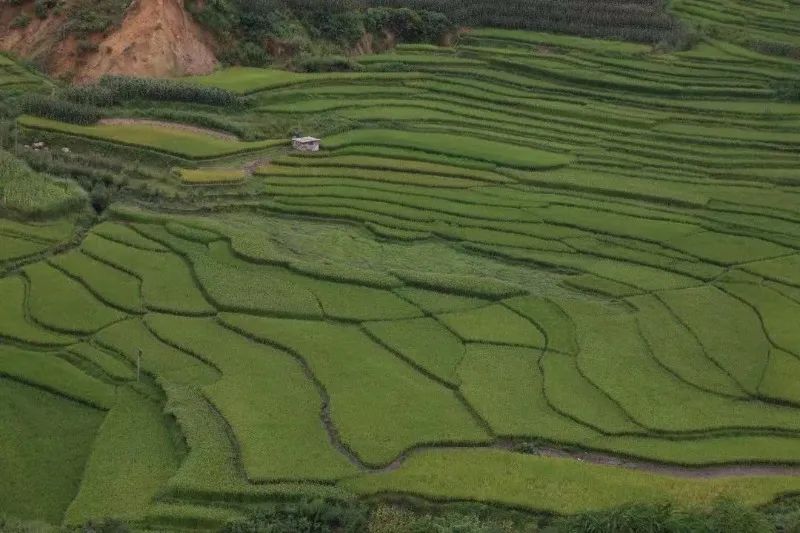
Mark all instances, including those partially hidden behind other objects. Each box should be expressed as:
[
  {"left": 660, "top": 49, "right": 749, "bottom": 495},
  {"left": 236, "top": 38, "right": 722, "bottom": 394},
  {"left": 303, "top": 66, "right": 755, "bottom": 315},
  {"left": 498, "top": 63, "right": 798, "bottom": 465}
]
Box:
[{"left": 137, "top": 349, "right": 142, "bottom": 382}]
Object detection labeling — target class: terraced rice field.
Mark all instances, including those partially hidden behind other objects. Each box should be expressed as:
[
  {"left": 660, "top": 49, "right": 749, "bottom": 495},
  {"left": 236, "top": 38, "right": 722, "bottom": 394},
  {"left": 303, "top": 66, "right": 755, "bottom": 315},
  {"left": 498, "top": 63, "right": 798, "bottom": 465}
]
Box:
[
  {"left": 17, "top": 116, "right": 288, "bottom": 160},
  {"left": 4, "top": 27, "right": 800, "bottom": 529}
]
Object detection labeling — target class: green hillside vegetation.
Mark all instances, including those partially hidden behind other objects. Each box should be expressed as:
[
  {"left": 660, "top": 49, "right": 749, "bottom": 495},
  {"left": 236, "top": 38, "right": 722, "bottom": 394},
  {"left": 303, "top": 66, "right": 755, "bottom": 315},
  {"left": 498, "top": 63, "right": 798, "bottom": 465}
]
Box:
[
  {"left": 0, "top": 150, "right": 86, "bottom": 217},
  {"left": 2, "top": 1, "right": 800, "bottom": 530}
]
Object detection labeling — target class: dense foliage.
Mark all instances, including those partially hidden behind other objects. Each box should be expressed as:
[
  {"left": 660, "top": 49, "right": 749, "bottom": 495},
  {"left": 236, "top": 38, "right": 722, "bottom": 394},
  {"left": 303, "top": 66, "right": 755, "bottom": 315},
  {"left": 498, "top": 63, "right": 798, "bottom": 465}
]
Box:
[
  {"left": 184, "top": 0, "right": 454, "bottom": 65},
  {"left": 96, "top": 76, "right": 240, "bottom": 107},
  {"left": 21, "top": 95, "right": 101, "bottom": 126},
  {"left": 362, "top": 0, "right": 686, "bottom": 44}
]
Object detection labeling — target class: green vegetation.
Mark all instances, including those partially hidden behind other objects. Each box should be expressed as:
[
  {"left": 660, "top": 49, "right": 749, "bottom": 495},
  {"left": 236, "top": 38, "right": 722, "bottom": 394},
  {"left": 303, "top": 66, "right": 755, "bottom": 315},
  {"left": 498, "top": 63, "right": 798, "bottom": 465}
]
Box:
[
  {"left": 64, "top": 387, "right": 179, "bottom": 524},
  {"left": 18, "top": 116, "right": 287, "bottom": 159},
  {"left": 0, "top": 378, "right": 104, "bottom": 523},
  {"left": 344, "top": 448, "right": 800, "bottom": 513},
  {"left": 176, "top": 167, "right": 247, "bottom": 185},
  {"left": 323, "top": 129, "right": 572, "bottom": 170},
  {"left": 23, "top": 262, "right": 126, "bottom": 335},
  {"left": 146, "top": 315, "right": 359, "bottom": 482},
  {"left": 4, "top": 5, "right": 800, "bottom": 528},
  {"left": 0, "top": 150, "right": 86, "bottom": 217},
  {"left": 220, "top": 313, "right": 491, "bottom": 465}
]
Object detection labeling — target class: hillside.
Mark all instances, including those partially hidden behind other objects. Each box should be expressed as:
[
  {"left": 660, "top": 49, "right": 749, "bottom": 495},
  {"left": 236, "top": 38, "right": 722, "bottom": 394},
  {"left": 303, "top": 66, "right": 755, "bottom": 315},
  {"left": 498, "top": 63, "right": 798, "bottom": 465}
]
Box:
[
  {"left": 0, "top": 0, "right": 217, "bottom": 81},
  {"left": 2, "top": 0, "right": 800, "bottom": 531},
  {"left": 2, "top": 0, "right": 797, "bottom": 81}
]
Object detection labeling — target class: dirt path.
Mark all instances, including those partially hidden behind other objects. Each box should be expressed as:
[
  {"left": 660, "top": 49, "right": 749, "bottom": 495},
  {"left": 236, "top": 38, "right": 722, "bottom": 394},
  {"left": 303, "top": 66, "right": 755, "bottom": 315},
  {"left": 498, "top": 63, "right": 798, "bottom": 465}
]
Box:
[
  {"left": 525, "top": 444, "right": 800, "bottom": 479},
  {"left": 98, "top": 118, "right": 239, "bottom": 141},
  {"left": 374, "top": 441, "right": 800, "bottom": 478}
]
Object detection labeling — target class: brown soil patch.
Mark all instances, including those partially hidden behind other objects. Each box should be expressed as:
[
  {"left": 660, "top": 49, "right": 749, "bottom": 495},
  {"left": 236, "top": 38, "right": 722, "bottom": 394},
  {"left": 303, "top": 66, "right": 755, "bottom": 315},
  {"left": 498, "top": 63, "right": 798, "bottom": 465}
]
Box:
[
  {"left": 0, "top": 0, "right": 218, "bottom": 82},
  {"left": 75, "top": 0, "right": 218, "bottom": 83}
]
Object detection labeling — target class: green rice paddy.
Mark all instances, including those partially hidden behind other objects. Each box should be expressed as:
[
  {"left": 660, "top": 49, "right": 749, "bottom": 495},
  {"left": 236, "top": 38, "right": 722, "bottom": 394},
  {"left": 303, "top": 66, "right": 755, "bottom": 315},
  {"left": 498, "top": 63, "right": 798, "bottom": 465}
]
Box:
[{"left": 3, "top": 18, "right": 800, "bottom": 530}]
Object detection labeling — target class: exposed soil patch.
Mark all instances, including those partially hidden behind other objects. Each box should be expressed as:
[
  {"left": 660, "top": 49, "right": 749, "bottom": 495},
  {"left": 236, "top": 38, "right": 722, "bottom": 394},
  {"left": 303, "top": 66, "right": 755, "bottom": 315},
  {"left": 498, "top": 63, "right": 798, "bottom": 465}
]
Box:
[
  {"left": 0, "top": 0, "right": 217, "bottom": 82},
  {"left": 97, "top": 118, "right": 238, "bottom": 141},
  {"left": 243, "top": 158, "right": 271, "bottom": 176},
  {"left": 75, "top": 0, "right": 218, "bottom": 83}
]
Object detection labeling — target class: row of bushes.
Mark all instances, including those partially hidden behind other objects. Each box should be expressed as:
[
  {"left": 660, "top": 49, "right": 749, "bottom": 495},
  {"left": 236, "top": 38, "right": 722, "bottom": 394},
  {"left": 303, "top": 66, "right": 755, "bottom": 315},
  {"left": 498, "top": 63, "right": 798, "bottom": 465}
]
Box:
[
  {"left": 21, "top": 95, "right": 102, "bottom": 125},
  {"left": 185, "top": 0, "right": 455, "bottom": 66},
  {"left": 59, "top": 76, "right": 239, "bottom": 107},
  {"left": 3, "top": 498, "right": 795, "bottom": 532},
  {"left": 363, "top": 0, "right": 686, "bottom": 45},
  {"left": 16, "top": 74, "right": 243, "bottom": 125},
  {"left": 773, "top": 80, "right": 800, "bottom": 102},
  {"left": 221, "top": 497, "right": 798, "bottom": 532}
]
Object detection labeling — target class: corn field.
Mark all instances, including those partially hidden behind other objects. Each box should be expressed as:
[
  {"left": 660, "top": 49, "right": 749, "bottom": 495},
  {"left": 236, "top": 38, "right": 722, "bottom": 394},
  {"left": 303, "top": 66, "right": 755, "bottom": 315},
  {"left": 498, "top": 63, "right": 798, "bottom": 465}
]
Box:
[{"left": 361, "top": 0, "right": 686, "bottom": 43}]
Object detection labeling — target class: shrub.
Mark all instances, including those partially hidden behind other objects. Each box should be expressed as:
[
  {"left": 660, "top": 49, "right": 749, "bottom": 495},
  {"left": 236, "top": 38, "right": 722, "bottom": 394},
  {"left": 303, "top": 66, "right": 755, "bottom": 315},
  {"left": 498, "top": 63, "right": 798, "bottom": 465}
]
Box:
[
  {"left": 295, "top": 55, "right": 365, "bottom": 72},
  {"left": 221, "top": 498, "right": 370, "bottom": 533},
  {"left": 70, "top": 517, "right": 131, "bottom": 532},
  {"left": 556, "top": 500, "right": 773, "bottom": 533},
  {"left": 0, "top": 515, "right": 59, "bottom": 533},
  {"left": 750, "top": 39, "right": 800, "bottom": 59},
  {"left": 363, "top": 0, "right": 682, "bottom": 44},
  {"left": 64, "top": 0, "right": 131, "bottom": 37},
  {"left": 34, "top": 0, "right": 57, "bottom": 19},
  {"left": 98, "top": 76, "right": 240, "bottom": 106},
  {"left": 61, "top": 85, "right": 118, "bottom": 107},
  {"left": 77, "top": 39, "right": 99, "bottom": 54},
  {"left": 21, "top": 95, "right": 102, "bottom": 125},
  {"left": 364, "top": 7, "right": 452, "bottom": 42},
  {"left": 773, "top": 80, "right": 800, "bottom": 102},
  {"left": 10, "top": 14, "right": 31, "bottom": 29}
]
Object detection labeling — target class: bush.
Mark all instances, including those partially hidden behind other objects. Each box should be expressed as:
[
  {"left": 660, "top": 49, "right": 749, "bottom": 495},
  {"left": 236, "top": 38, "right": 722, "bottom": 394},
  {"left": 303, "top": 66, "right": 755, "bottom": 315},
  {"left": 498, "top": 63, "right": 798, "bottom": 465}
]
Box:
[
  {"left": 64, "top": 0, "right": 131, "bottom": 37},
  {"left": 21, "top": 95, "right": 102, "bottom": 125},
  {"left": 363, "top": 0, "right": 683, "bottom": 44},
  {"left": 70, "top": 517, "right": 130, "bottom": 532},
  {"left": 0, "top": 515, "right": 58, "bottom": 533},
  {"left": 364, "top": 7, "right": 452, "bottom": 42},
  {"left": 10, "top": 14, "right": 31, "bottom": 29},
  {"left": 34, "top": 0, "right": 57, "bottom": 19},
  {"left": 61, "top": 85, "right": 118, "bottom": 107},
  {"left": 295, "top": 55, "right": 365, "bottom": 72},
  {"left": 221, "top": 499, "right": 370, "bottom": 533},
  {"left": 750, "top": 40, "right": 800, "bottom": 59},
  {"left": 557, "top": 500, "right": 773, "bottom": 533},
  {"left": 77, "top": 39, "right": 99, "bottom": 54},
  {"left": 773, "top": 80, "right": 800, "bottom": 102},
  {"left": 98, "top": 76, "right": 240, "bottom": 106}
]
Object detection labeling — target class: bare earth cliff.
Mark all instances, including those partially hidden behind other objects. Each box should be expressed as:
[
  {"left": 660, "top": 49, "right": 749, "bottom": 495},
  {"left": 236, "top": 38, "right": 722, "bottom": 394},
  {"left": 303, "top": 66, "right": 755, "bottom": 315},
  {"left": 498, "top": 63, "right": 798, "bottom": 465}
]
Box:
[{"left": 0, "top": 0, "right": 218, "bottom": 82}]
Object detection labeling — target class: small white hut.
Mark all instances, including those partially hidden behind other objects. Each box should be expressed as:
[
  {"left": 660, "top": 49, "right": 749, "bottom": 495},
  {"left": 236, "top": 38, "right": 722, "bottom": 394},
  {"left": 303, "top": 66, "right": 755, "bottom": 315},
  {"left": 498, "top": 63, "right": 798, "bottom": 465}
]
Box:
[{"left": 292, "top": 136, "right": 321, "bottom": 152}]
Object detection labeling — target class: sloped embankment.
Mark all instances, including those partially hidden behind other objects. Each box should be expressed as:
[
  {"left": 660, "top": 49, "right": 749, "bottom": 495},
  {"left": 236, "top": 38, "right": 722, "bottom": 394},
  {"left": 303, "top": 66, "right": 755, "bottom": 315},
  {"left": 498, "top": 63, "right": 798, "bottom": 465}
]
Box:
[{"left": 0, "top": 0, "right": 218, "bottom": 82}]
